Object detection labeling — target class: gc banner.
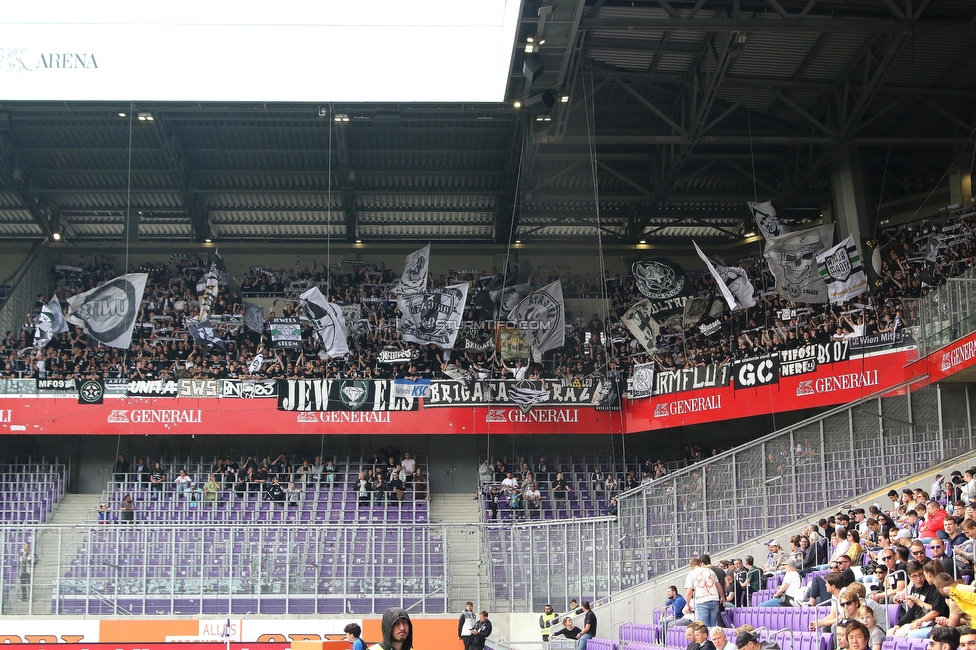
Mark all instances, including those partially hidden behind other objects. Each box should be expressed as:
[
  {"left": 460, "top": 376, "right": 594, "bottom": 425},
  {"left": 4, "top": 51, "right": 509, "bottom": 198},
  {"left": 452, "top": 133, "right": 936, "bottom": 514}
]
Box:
[{"left": 732, "top": 354, "right": 780, "bottom": 389}]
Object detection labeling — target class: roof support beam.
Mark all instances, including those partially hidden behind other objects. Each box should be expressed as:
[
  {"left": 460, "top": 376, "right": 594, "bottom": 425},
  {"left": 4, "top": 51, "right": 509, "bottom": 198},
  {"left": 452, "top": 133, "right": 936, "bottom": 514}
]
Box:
[
  {"left": 153, "top": 112, "right": 210, "bottom": 242},
  {"left": 0, "top": 127, "right": 55, "bottom": 239},
  {"left": 579, "top": 17, "right": 948, "bottom": 33}
]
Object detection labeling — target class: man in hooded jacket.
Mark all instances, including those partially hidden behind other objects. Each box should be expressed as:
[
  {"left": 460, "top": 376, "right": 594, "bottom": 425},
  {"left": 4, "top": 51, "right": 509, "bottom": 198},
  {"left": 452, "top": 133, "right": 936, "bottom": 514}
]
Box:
[{"left": 369, "top": 608, "right": 414, "bottom": 650}]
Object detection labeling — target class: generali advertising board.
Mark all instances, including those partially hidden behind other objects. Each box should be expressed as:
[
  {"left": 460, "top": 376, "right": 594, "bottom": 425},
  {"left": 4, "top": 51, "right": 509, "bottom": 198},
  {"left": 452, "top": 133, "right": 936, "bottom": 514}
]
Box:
[{"left": 0, "top": 348, "right": 921, "bottom": 434}]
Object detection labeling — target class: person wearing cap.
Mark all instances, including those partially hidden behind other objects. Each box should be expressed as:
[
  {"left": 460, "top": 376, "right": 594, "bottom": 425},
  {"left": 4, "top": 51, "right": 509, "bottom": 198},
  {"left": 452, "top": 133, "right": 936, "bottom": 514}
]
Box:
[
  {"left": 368, "top": 607, "right": 413, "bottom": 650},
  {"left": 757, "top": 559, "right": 801, "bottom": 607},
  {"left": 760, "top": 539, "right": 789, "bottom": 587},
  {"left": 735, "top": 630, "right": 762, "bottom": 650}
]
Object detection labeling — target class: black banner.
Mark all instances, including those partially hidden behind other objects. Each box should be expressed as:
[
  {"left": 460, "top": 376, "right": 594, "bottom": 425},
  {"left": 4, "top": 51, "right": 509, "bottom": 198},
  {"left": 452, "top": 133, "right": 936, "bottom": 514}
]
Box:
[
  {"left": 850, "top": 331, "right": 906, "bottom": 352},
  {"left": 77, "top": 379, "right": 104, "bottom": 404},
  {"left": 126, "top": 379, "right": 179, "bottom": 398},
  {"left": 220, "top": 379, "right": 278, "bottom": 399},
  {"left": 424, "top": 377, "right": 613, "bottom": 408},
  {"left": 276, "top": 379, "right": 418, "bottom": 412},
  {"left": 654, "top": 364, "right": 731, "bottom": 396},
  {"left": 778, "top": 341, "right": 850, "bottom": 377},
  {"left": 732, "top": 354, "right": 780, "bottom": 389}
]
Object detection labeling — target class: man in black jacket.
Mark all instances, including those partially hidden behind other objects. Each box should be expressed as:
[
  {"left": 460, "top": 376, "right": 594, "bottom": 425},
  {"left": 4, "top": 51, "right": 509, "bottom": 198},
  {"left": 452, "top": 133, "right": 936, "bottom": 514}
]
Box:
[
  {"left": 368, "top": 607, "right": 413, "bottom": 650},
  {"left": 467, "top": 611, "right": 492, "bottom": 649}
]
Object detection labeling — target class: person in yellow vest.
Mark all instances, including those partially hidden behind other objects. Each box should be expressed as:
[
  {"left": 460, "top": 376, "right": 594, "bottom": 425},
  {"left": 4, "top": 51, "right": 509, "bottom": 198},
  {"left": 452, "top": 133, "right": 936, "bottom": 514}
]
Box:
[
  {"left": 369, "top": 607, "right": 413, "bottom": 650},
  {"left": 540, "top": 604, "right": 559, "bottom": 642}
]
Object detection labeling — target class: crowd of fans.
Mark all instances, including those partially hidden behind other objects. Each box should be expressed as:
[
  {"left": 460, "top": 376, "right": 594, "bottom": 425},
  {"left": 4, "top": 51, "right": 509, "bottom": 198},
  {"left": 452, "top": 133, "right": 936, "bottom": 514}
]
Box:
[
  {"left": 670, "top": 467, "right": 976, "bottom": 650},
  {"left": 0, "top": 207, "right": 971, "bottom": 383},
  {"left": 103, "top": 444, "right": 427, "bottom": 519}
]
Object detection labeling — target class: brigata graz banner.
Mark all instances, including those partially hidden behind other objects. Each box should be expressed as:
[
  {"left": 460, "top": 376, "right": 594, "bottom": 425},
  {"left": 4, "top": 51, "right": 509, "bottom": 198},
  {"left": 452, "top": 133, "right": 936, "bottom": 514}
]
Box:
[{"left": 423, "top": 378, "right": 621, "bottom": 411}]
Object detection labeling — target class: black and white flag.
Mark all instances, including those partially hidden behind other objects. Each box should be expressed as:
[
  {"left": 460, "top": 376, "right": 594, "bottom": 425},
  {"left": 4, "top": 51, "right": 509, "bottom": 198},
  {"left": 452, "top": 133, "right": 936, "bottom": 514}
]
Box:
[
  {"left": 681, "top": 295, "right": 710, "bottom": 330},
  {"left": 34, "top": 295, "right": 68, "bottom": 349},
  {"left": 631, "top": 362, "right": 654, "bottom": 399},
  {"left": 508, "top": 281, "right": 565, "bottom": 363},
  {"left": 748, "top": 201, "right": 789, "bottom": 239},
  {"left": 196, "top": 266, "right": 220, "bottom": 321},
  {"left": 248, "top": 352, "right": 265, "bottom": 375},
  {"left": 490, "top": 282, "right": 532, "bottom": 319},
  {"left": 621, "top": 299, "right": 660, "bottom": 353},
  {"left": 66, "top": 273, "right": 148, "bottom": 349},
  {"left": 397, "top": 283, "right": 468, "bottom": 349},
  {"left": 632, "top": 259, "right": 687, "bottom": 301},
  {"left": 299, "top": 287, "right": 349, "bottom": 358},
  {"left": 243, "top": 302, "right": 266, "bottom": 333},
  {"left": 396, "top": 244, "right": 430, "bottom": 295},
  {"left": 817, "top": 235, "right": 868, "bottom": 305},
  {"left": 269, "top": 317, "right": 302, "bottom": 349},
  {"left": 764, "top": 225, "right": 833, "bottom": 304},
  {"left": 186, "top": 318, "right": 226, "bottom": 352},
  {"left": 693, "top": 241, "right": 757, "bottom": 310}
]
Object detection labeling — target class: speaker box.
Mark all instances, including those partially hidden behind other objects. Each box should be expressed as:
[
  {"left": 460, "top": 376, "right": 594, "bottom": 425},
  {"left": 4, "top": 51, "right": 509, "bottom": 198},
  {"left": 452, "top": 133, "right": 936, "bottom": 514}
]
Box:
[{"left": 523, "top": 90, "right": 555, "bottom": 115}]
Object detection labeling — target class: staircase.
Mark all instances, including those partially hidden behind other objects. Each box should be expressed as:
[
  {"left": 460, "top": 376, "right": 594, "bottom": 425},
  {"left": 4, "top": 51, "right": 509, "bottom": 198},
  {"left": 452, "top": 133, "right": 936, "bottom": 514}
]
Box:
[
  {"left": 25, "top": 495, "right": 101, "bottom": 615},
  {"left": 430, "top": 492, "right": 489, "bottom": 613}
]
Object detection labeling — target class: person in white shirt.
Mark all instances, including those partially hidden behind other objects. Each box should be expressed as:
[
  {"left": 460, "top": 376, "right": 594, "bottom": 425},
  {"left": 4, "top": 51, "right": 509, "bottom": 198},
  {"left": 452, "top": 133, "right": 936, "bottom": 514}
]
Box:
[
  {"left": 757, "top": 559, "right": 802, "bottom": 606},
  {"left": 401, "top": 453, "right": 416, "bottom": 476},
  {"left": 174, "top": 470, "right": 192, "bottom": 497},
  {"left": 684, "top": 557, "right": 721, "bottom": 627},
  {"left": 501, "top": 472, "right": 519, "bottom": 490}
]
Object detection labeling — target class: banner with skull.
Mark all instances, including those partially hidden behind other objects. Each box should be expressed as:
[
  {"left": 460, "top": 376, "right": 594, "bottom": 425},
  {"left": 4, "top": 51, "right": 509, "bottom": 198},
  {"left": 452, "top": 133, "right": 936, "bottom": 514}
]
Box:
[{"left": 764, "top": 225, "right": 833, "bottom": 304}]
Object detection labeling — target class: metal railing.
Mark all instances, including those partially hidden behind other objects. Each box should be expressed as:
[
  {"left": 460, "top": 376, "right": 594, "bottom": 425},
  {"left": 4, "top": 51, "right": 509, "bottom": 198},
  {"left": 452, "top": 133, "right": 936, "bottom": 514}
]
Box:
[
  {"left": 920, "top": 269, "right": 976, "bottom": 355},
  {"left": 616, "top": 378, "right": 973, "bottom": 580}
]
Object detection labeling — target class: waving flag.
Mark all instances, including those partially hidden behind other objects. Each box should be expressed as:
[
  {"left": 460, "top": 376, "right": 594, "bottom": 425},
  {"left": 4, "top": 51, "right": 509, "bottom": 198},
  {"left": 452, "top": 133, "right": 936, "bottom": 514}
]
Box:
[
  {"left": 764, "top": 225, "right": 833, "bottom": 304},
  {"left": 817, "top": 235, "right": 868, "bottom": 304},
  {"left": 300, "top": 286, "right": 349, "bottom": 358},
  {"left": 621, "top": 300, "right": 659, "bottom": 353},
  {"left": 34, "top": 295, "right": 68, "bottom": 349},
  {"left": 397, "top": 283, "right": 468, "bottom": 349},
  {"left": 693, "top": 241, "right": 756, "bottom": 310},
  {"left": 748, "top": 201, "right": 789, "bottom": 239},
  {"left": 396, "top": 244, "right": 430, "bottom": 295},
  {"left": 66, "top": 273, "right": 147, "bottom": 349},
  {"left": 508, "top": 281, "right": 565, "bottom": 363}
]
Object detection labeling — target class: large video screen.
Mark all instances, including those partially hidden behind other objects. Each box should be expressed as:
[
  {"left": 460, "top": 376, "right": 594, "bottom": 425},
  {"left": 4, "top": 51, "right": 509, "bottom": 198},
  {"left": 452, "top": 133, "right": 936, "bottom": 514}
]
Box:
[{"left": 0, "top": 0, "right": 521, "bottom": 102}]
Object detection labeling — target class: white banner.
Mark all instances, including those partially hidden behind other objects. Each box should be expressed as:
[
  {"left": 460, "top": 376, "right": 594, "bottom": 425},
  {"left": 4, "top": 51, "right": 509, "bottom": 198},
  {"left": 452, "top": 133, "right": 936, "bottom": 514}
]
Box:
[
  {"left": 66, "top": 273, "right": 147, "bottom": 349},
  {"left": 631, "top": 362, "right": 654, "bottom": 399}
]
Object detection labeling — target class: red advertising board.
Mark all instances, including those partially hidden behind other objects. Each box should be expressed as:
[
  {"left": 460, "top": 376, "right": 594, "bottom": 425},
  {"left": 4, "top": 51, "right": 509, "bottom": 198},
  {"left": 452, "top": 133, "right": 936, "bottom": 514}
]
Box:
[
  {"left": 910, "top": 329, "right": 976, "bottom": 384},
  {"left": 626, "top": 348, "right": 918, "bottom": 431},
  {"left": 0, "top": 349, "right": 921, "bottom": 435},
  {"left": 0, "top": 396, "right": 624, "bottom": 435}
]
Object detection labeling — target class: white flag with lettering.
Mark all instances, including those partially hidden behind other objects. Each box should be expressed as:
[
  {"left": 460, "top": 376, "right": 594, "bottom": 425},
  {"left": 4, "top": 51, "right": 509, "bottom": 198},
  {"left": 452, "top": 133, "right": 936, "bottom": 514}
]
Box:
[
  {"left": 508, "top": 281, "right": 565, "bottom": 363},
  {"left": 66, "top": 273, "right": 147, "bottom": 349}
]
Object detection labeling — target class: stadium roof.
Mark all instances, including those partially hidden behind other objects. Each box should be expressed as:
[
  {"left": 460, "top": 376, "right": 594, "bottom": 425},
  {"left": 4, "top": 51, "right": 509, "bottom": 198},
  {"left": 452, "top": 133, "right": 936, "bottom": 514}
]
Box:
[{"left": 0, "top": 0, "right": 974, "bottom": 248}]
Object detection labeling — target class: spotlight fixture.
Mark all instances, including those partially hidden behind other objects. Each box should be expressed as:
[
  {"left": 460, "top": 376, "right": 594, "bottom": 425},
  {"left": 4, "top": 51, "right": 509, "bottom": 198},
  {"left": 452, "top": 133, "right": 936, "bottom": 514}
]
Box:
[
  {"left": 745, "top": 231, "right": 756, "bottom": 238},
  {"left": 355, "top": 239, "right": 362, "bottom": 243},
  {"left": 52, "top": 232, "right": 62, "bottom": 241},
  {"left": 515, "top": 239, "right": 521, "bottom": 244},
  {"left": 137, "top": 112, "right": 153, "bottom": 121},
  {"left": 204, "top": 238, "right": 212, "bottom": 243},
  {"left": 513, "top": 100, "right": 522, "bottom": 109},
  {"left": 334, "top": 113, "right": 350, "bottom": 122},
  {"left": 560, "top": 95, "right": 569, "bottom": 103},
  {"left": 118, "top": 112, "right": 126, "bottom": 117},
  {"left": 639, "top": 239, "right": 646, "bottom": 244}
]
